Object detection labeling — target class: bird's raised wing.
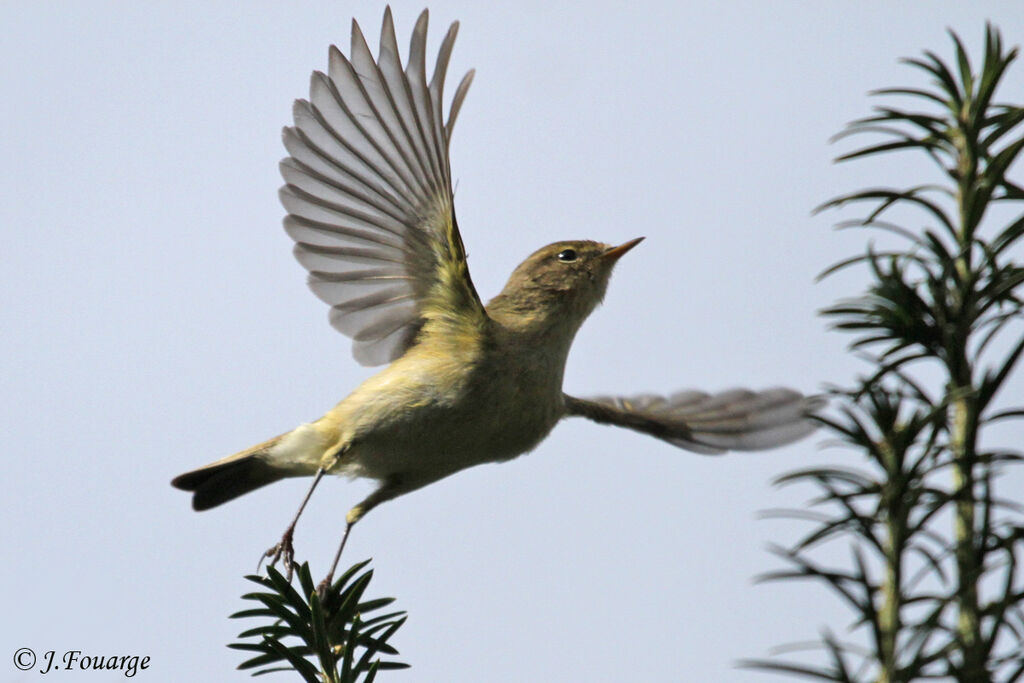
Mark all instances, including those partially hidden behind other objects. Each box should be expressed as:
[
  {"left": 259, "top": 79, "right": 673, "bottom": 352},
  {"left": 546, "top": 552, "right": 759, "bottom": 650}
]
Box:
[
  {"left": 279, "top": 8, "right": 483, "bottom": 365},
  {"left": 565, "top": 388, "right": 822, "bottom": 454}
]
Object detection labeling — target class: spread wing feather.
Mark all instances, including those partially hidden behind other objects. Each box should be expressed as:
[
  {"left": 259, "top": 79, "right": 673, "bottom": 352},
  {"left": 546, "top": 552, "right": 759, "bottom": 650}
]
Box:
[
  {"left": 280, "top": 8, "right": 482, "bottom": 365},
  {"left": 565, "top": 388, "right": 823, "bottom": 454}
]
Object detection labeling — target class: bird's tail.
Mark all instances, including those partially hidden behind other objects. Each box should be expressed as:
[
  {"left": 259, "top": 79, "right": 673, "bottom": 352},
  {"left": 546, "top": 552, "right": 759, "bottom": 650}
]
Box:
[{"left": 171, "top": 433, "right": 291, "bottom": 511}]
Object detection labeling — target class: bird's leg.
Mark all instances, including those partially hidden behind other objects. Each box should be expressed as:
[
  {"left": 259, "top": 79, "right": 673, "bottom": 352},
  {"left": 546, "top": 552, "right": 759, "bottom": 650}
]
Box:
[
  {"left": 262, "top": 444, "right": 349, "bottom": 580},
  {"left": 317, "top": 477, "right": 408, "bottom": 599},
  {"left": 316, "top": 508, "right": 362, "bottom": 600},
  {"left": 261, "top": 467, "right": 326, "bottom": 580}
]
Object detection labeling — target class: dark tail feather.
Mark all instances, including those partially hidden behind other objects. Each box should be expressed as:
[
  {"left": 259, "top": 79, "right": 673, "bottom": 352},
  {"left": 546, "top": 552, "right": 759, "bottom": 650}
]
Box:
[{"left": 171, "top": 435, "right": 287, "bottom": 511}]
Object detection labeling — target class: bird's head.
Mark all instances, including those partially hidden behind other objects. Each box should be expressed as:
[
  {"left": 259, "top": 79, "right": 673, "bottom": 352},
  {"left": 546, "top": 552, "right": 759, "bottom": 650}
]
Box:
[{"left": 487, "top": 237, "right": 644, "bottom": 336}]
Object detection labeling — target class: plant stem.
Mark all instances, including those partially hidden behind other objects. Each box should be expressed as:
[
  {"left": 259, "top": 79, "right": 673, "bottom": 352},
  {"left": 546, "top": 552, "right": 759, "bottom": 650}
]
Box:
[
  {"left": 877, "top": 437, "right": 903, "bottom": 683},
  {"left": 950, "top": 84, "right": 988, "bottom": 681},
  {"left": 951, "top": 386, "right": 986, "bottom": 681}
]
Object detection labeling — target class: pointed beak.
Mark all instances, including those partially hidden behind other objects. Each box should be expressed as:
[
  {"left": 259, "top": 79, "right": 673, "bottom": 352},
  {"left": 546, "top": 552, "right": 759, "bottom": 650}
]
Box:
[{"left": 600, "top": 237, "right": 645, "bottom": 262}]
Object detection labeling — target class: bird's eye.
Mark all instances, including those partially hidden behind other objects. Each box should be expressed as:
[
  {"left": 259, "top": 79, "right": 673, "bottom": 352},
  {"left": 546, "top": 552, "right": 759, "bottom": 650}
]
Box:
[{"left": 556, "top": 248, "right": 578, "bottom": 262}]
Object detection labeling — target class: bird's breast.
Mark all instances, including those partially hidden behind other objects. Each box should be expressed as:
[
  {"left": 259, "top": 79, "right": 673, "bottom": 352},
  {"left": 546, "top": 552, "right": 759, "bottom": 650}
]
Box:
[{"left": 328, "top": 334, "right": 567, "bottom": 482}]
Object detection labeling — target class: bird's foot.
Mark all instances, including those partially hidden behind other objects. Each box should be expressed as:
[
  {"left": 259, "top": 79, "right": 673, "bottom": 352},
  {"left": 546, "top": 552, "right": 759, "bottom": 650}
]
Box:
[
  {"left": 260, "top": 527, "right": 296, "bottom": 581},
  {"left": 316, "top": 572, "right": 334, "bottom": 602}
]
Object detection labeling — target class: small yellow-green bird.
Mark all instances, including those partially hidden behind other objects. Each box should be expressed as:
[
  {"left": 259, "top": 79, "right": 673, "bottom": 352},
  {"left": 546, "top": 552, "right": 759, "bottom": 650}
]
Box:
[{"left": 172, "top": 7, "right": 819, "bottom": 589}]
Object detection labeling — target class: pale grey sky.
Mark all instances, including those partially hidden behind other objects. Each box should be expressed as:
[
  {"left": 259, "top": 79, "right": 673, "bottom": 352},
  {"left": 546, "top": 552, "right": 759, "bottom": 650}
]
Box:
[{"left": 4, "top": 2, "right": 1024, "bottom": 681}]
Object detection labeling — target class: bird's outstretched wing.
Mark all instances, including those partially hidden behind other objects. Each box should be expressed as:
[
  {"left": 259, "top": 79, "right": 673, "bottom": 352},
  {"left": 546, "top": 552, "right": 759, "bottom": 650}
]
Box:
[
  {"left": 279, "top": 8, "right": 483, "bottom": 366},
  {"left": 565, "top": 389, "right": 823, "bottom": 454}
]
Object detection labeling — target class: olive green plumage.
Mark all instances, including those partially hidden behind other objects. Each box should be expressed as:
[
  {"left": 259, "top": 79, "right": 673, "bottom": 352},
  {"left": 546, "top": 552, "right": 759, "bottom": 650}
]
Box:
[{"left": 172, "top": 8, "right": 820, "bottom": 588}]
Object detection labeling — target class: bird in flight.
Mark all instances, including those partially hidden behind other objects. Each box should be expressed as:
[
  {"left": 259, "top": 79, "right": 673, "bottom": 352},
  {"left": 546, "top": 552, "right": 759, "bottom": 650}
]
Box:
[{"left": 172, "top": 7, "right": 820, "bottom": 591}]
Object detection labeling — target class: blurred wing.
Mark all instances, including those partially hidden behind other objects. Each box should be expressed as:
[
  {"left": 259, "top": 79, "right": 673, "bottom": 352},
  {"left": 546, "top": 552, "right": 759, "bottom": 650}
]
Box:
[
  {"left": 279, "top": 8, "right": 483, "bottom": 366},
  {"left": 565, "top": 388, "right": 823, "bottom": 454}
]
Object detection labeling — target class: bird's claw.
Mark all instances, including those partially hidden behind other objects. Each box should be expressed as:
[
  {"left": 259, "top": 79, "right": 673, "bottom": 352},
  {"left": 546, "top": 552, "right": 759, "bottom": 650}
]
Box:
[
  {"left": 260, "top": 527, "right": 296, "bottom": 581},
  {"left": 316, "top": 574, "right": 334, "bottom": 602}
]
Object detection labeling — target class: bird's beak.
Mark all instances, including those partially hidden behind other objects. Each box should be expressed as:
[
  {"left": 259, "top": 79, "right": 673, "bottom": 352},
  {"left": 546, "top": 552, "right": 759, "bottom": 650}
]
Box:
[{"left": 601, "top": 237, "right": 645, "bottom": 262}]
